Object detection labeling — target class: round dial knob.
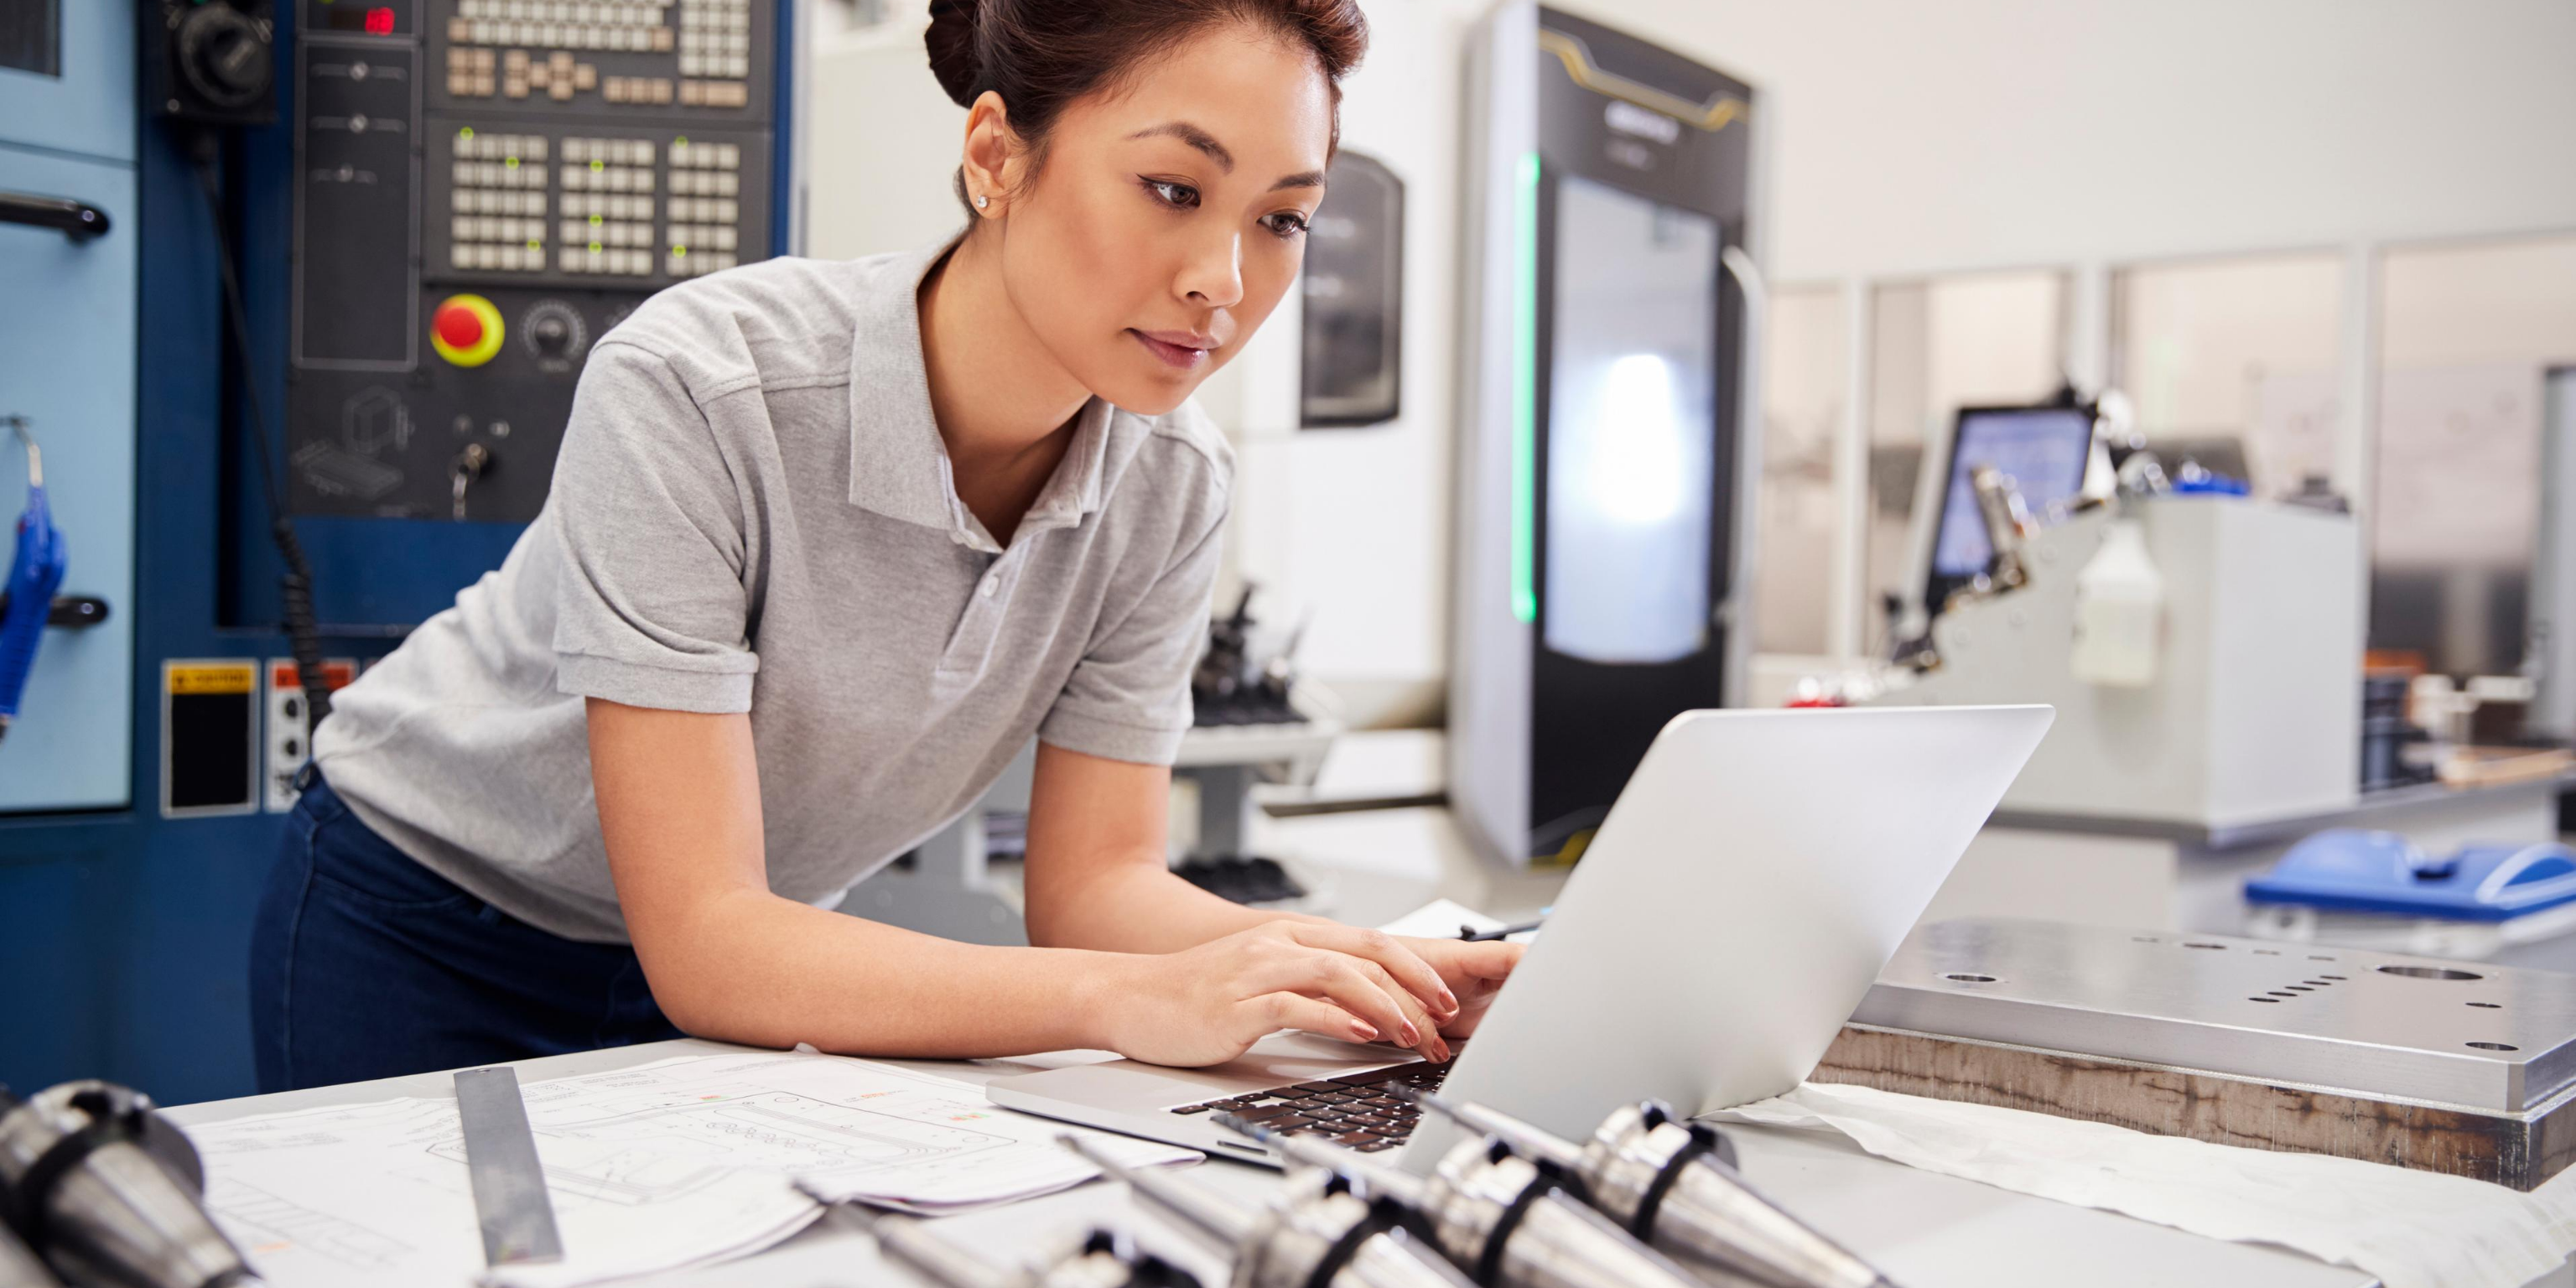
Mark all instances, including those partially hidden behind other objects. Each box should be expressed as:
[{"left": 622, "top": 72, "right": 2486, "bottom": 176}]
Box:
[
  {"left": 430, "top": 295, "right": 505, "bottom": 367},
  {"left": 177, "top": 5, "right": 274, "bottom": 109},
  {"left": 520, "top": 300, "right": 589, "bottom": 367}
]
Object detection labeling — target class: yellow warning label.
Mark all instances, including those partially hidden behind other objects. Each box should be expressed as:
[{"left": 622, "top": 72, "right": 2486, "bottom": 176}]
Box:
[{"left": 166, "top": 662, "right": 256, "bottom": 696}]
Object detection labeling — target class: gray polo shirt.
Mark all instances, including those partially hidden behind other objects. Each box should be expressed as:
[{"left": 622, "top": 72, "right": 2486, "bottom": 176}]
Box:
[{"left": 312, "top": 238, "right": 1231, "bottom": 943}]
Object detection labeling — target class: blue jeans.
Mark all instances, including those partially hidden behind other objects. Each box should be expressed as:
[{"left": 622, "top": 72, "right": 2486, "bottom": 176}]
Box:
[{"left": 248, "top": 774, "right": 682, "bottom": 1093}]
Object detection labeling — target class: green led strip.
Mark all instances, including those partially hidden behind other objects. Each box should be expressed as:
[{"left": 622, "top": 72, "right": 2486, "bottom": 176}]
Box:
[{"left": 1510, "top": 152, "right": 1540, "bottom": 626}]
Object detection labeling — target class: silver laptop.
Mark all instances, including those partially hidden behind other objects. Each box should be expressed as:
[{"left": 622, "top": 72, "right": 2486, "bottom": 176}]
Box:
[{"left": 986, "top": 704, "right": 2054, "bottom": 1169}]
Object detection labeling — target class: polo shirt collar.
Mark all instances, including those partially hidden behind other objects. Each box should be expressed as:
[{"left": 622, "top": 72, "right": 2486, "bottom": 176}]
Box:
[{"left": 845, "top": 236, "right": 1140, "bottom": 551}]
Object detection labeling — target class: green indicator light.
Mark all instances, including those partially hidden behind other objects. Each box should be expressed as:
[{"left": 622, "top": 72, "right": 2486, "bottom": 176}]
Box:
[
  {"left": 673, "top": 245, "right": 688, "bottom": 257},
  {"left": 458, "top": 127, "right": 474, "bottom": 140},
  {"left": 674, "top": 136, "right": 688, "bottom": 147},
  {"left": 589, "top": 214, "right": 603, "bottom": 226},
  {"left": 588, "top": 241, "right": 603, "bottom": 252},
  {"left": 526, "top": 239, "right": 541, "bottom": 251},
  {"left": 1509, "top": 152, "right": 1540, "bottom": 627},
  {"left": 590, "top": 159, "right": 605, "bottom": 172},
  {"left": 504, "top": 157, "right": 519, "bottom": 169}
]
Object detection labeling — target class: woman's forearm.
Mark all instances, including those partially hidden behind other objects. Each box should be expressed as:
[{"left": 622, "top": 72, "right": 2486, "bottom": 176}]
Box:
[
  {"left": 1027, "top": 857, "right": 1325, "bottom": 954},
  {"left": 636, "top": 885, "right": 1130, "bottom": 1057},
  {"left": 591, "top": 699, "right": 1138, "bottom": 1057},
  {"left": 1018, "top": 743, "right": 1329, "bottom": 953}
]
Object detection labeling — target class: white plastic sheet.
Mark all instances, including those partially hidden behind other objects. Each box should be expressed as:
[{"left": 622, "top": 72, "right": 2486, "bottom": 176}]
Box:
[{"left": 1710, "top": 1081, "right": 2576, "bottom": 1288}]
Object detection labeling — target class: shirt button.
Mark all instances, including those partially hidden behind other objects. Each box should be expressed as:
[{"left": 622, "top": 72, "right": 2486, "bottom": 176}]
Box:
[{"left": 979, "top": 575, "right": 1000, "bottom": 599}]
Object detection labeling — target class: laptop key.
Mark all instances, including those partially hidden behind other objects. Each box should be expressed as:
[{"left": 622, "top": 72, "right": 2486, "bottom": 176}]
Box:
[
  {"left": 1357, "top": 1139, "right": 1403, "bottom": 1152},
  {"left": 1292, "top": 1082, "right": 1345, "bottom": 1094},
  {"left": 1170, "top": 1104, "right": 1214, "bottom": 1115},
  {"left": 1233, "top": 1104, "right": 1310, "bottom": 1124},
  {"left": 1329, "top": 1133, "right": 1376, "bottom": 1147},
  {"left": 1330, "top": 1067, "right": 1410, "bottom": 1087}
]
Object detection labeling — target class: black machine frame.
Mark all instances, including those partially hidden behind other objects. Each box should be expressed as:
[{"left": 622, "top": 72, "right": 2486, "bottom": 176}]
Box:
[{"left": 1523, "top": 8, "right": 1754, "bottom": 850}]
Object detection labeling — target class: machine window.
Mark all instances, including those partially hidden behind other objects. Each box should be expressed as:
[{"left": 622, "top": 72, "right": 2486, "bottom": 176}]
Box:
[
  {"left": 1541, "top": 174, "right": 1721, "bottom": 666},
  {"left": 0, "top": 0, "right": 59, "bottom": 78}
]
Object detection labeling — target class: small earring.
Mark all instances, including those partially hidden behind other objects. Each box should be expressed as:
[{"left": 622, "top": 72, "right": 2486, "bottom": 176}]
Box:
[{"left": 974, "top": 195, "right": 989, "bottom": 210}]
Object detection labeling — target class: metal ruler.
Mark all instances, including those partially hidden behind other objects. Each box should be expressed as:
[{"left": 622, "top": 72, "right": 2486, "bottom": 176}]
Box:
[{"left": 454, "top": 1067, "right": 564, "bottom": 1266}]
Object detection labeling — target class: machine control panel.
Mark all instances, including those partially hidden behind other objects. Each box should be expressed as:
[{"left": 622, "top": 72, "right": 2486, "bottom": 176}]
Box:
[{"left": 287, "top": 0, "right": 777, "bottom": 527}]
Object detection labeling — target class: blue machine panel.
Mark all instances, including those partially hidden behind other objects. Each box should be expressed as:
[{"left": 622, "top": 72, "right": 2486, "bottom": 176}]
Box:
[
  {"left": 1, "top": 0, "right": 138, "bottom": 812},
  {"left": 0, "top": 0, "right": 137, "bottom": 162},
  {"left": 0, "top": 0, "right": 797, "bottom": 1106},
  {"left": 0, "top": 146, "right": 136, "bottom": 810}
]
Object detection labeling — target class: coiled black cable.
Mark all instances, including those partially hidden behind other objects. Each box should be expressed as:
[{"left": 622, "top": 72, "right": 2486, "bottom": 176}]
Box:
[{"left": 190, "top": 132, "right": 333, "bottom": 727}]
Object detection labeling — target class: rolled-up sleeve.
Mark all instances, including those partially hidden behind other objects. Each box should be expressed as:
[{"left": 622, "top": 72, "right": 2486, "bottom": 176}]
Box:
[
  {"left": 548, "top": 341, "right": 760, "bottom": 714},
  {"left": 1039, "top": 490, "right": 1228, "bottom": 766}
]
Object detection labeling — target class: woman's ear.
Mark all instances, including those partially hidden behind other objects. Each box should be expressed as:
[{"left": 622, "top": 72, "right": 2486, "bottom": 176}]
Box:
[{"left": 960, "top": 90, "right": 1020, "bottom": 217}]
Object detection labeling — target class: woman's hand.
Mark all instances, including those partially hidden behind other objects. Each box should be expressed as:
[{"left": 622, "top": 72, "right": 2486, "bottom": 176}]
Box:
[
  {"left": 1091, "top": 922, "right": 1467, "bottom": 1068},
  {"left": 1389, "top": 937, "right": 1524, "bottom": 1039}
]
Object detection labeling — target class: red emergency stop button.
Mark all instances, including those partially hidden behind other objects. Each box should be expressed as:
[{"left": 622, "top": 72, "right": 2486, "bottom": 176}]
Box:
[{"left": 430, "top": 294, "right": 505, "bottom": 367}]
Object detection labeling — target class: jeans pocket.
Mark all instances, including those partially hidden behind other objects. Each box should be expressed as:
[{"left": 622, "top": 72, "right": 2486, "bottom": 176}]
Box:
[{"left": 304, "top": 811, "right": 482, "bottom": 913}]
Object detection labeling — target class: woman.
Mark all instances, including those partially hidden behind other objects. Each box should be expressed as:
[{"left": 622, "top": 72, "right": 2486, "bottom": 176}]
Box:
[{"left": 249, "top": 0, "right": 1520, "bottom": 1092}]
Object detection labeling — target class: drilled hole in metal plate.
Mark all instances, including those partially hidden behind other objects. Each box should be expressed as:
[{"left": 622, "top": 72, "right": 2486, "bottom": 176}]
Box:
[
  {"left": 2267, "top": 990, "right": 2300, "bottom": 998},
  {"left": 2183, "top": 943, "right": 2225, "bottom": 950},
  {"left": 2319, "top": 974, "right": 2347, "bottom": 980},
  {"left": 2303, "top": 979, "right": 2333, "bottom": 985},
  {"left": 2468, "top": 1002, "right": 2503, "bottom": 1009},
  {"left": 2282, "top": 985, "right": 2314, "bottom": 991},
  {"left": 2468, "top": 1041, "right": 2520, "bottom": 1052},
  {"left": 1942, "top": 973, "right": 1998, "bottom": 984},
  {"left": 2376, "top": 964, "right": 2484, "bottom": 981},
  {"left": 2248, "top": 996, "right": 2281, "bottom": 1003}
]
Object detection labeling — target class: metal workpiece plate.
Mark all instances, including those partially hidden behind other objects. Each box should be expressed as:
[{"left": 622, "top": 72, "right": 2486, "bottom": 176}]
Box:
[{"left": 1853, "top": 918, "right": 2576, "bottom": 1114}]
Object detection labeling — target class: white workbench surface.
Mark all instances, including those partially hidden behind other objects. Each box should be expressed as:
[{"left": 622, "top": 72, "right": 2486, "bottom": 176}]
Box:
[{"left": 165, "top": 1036, "right": 2376, "bottom": 1288}]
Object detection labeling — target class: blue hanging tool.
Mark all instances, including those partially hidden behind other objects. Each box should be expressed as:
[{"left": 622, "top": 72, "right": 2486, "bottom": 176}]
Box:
[
  {"left": 1, "top": 416, "right": 66, "bottom": 747},
  {"left": 2246, "top": 828, "right": 2576, "bottom": 922}
]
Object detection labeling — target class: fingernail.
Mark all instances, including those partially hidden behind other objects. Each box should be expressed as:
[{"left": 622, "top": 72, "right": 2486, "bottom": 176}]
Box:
[
  {"left": 1352, "top": 1021, "right": 1379, "bottom": 1041},
  {"left": 1440, "top": 989, "right": 1459, "bottom": 1013},
  {"left": 1400, "top": 1021, "right": 1420, "bottom": 1045}
]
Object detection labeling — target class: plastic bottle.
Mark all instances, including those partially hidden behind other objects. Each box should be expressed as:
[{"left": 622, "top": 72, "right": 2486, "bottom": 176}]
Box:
[{"left": 2070, "top": 515, "right": 2163, "bottom": 687}]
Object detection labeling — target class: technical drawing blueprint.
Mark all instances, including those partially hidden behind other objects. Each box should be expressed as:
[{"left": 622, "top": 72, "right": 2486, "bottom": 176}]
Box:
[{"left": 185, "top": 1051, "right": 1197, "bottom": 1287}]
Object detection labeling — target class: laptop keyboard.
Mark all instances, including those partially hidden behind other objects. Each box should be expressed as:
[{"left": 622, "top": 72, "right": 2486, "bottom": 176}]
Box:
[{"left": 1166, "top": 1054, "right": 1456, "bottom": 1152}]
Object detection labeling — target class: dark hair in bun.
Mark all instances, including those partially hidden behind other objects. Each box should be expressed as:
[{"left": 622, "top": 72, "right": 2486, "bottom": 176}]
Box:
[
  {"left": 922, "top": 0, "right": 987, "bottom": 108},
  {"left": 924, "top": 0, "right": 1368, "bottom": 216}
]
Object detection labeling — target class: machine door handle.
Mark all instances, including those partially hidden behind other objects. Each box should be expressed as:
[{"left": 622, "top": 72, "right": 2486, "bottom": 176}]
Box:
[
  {"left": 0, "top": 593, "right": 109, "bottom": 628},
  {"left": 0, "top": 191, "right": 112, "bottom": 242}
]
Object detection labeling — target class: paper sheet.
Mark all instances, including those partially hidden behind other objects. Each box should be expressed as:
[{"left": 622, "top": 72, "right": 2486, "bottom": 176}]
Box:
[
  {"left": 188, "top": 1050, "right": 1197, "bottom": 1288},
  {"left": 1377, "top": 897, "right": 1537, "bottom": 943},
  {"left": 1710, "top": 1081, "right": 2576, "bottom": 1288}
]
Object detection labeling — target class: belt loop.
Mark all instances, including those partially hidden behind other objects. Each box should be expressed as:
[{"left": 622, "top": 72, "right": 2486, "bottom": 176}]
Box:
[{"left": 292, "top": 760, "right": 321, "bottom": 793}]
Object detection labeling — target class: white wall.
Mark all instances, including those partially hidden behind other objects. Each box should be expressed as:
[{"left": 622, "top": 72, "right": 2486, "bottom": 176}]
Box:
[
  {"left": 1561, "top": 0, "right": 2576, "bottom": 282},
  {"left": 803, "top": 23, "right": 966, "bottom": 262}
]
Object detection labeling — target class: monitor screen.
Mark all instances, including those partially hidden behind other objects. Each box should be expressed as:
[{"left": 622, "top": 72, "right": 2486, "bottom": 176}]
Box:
[{"left": 1929, "top": 406, "right": 2095, "bottom": 584}]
